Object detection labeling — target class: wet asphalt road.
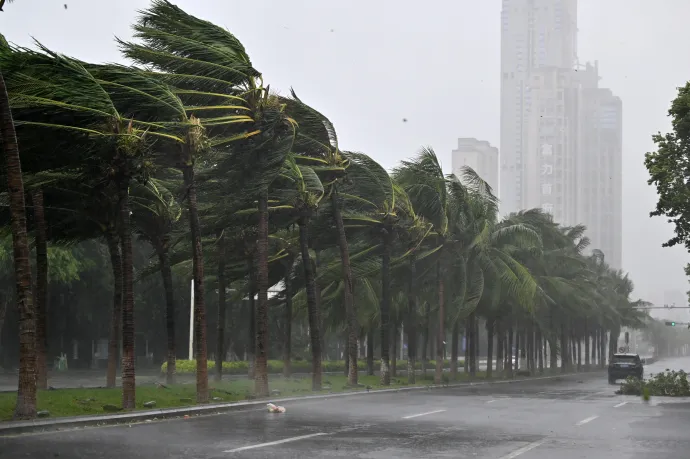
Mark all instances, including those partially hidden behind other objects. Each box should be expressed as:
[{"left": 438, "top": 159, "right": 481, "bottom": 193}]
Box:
[{"left": 2, "top": 358, "right": 689, "bottom": 459}]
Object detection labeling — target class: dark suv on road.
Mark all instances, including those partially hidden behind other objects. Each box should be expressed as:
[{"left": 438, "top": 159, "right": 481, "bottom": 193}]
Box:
[{"left": 608, "top": 353, "right": 643, "bottom": 384}]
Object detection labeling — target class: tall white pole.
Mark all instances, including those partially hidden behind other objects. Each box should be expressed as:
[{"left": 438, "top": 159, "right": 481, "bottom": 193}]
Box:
[{"left": 189, "top": 279, "right": 194, "bottom": 361}]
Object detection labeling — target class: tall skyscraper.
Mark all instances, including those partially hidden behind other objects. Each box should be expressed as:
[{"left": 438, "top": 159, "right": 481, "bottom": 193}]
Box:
[
  {"left": 500, "top": 0, "right": 579, "bottom": 217},
  {"left": 577, "top": 62, "right": 623, "bottom": 268},
  {"left": 499, "top": 0, "right": 622, "bottom": 269},
  {"left": 451, "top": 138, "right": 499, "bottom": 195},
  {"left": 523, "top": 66, "right": 580, "bottom": 225}
]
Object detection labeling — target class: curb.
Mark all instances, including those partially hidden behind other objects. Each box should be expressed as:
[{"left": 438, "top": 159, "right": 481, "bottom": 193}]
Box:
[{"left": 0, "top": 370, "right": 602, "bottom": 436}]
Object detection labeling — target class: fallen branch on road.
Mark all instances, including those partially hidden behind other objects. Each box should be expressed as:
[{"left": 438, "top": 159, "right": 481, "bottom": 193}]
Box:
[{"left": 617, "top": 370, "right": 690, "bottom": 397}]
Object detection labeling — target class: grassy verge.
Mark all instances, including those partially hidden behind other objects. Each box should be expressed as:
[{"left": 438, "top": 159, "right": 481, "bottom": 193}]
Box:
[
  {"left": 0, "top": 370, "right": 552, "bottom": 421},
  {"left": 0, "top": 374, "right": 417, "bottom": 421},
  {"left": 163, "top": 359, "right": 461, "bottom": 375}
]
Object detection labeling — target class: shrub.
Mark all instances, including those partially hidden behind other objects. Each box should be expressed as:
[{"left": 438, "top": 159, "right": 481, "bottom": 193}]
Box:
[
  {"left": 617, "top": 370, "right": 690, "bottom": 397},
  {"left": 161, "top": 359, "right": 461, "bottom": 375}
]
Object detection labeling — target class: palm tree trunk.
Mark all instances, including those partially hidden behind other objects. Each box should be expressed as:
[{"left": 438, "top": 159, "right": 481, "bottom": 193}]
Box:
[
  {"left": 215, "top": 230, "right": 226, "bottom": 382},
  {"left": 343, "top": 333, "right": 349, "bottom": 375},
  {"left": 0, "top": 297, "right": 6, "bottom": 352},
  {"left": 486, "top": 320, "right": 494, "bottom": 378},
  {"left": 584, "top": 319, "right": 590, "bottom": 369},
  {"left": 599, "top": 327, "right": 607, "bottom": 368},
  {"left": 282, "top": 265, "right": 292, "bottom": 379},
  {"left": 105, "top": 230, "right": 122, "bottom": 389},
  {"left": 506, "top": 325, "right": 515, "bottom": 377},
  {"left": 330, "top": 189, "right": 358, "bottom": 386},
  {"left": 254, "top": 188, "right": 270, "bottom": 397},
  {"left": 537, "top": 329, "right": 544, "bottom": 374},
  {"left": 469, "top": 313, "right": 477, "bottom": 376},
  {"left": 450, "top": 321, "right": 459, "bottom": 380},
  {"left": 594, "top": 327, "right": 600, "bottom": 368},
  {"left": 609, "top": 326, "right": 620, "bottom": 362},
  {"left": 391, "top": 322, "right": 398, "bottom": 378},
  {"left": 560, "top": 323, "right": 568, "bottom": 373},
  {"left": 367, "top": 328, "right": 375, "bottom": 375},
  {"left": 118, "top": 179, "right": 136, "bottom": 410},
  {"left": 181, "top": 165, "right": 209, "bottom": 403},
  {"left": 313, "top": 250, "right": 325, "bottom": 363},
  {"left": 472, "top": 313, "right": 481, "bottom": 376},
  {"left": 464, "top": 326, "right": 469, "bottom": 373},
  {"left": 421, "top": 302, "right": 429, "bottom": 379},
  {"left": 515, "top": 327, "right": 521, "bottom": 372},
  {"left": 406, "top": 258, "right": 417, "bottom": 384},
  {"left": 2, "top": 69, "right": 37, "bottom": 419},
  {"left": 32, "top": 189, "right": 48, "bottom": 390},
  {"left": 434, "top": 260, "right": 445, "bottom": 385},
  {"left": 0, "top": 297, "right": 6, "bottom": 361},
  {"left": 495, "top": 322, "right": 503, "bottom": 374},
  {"left": 247, "top": 258, "right": 256, "bottom": 379},
  {"left": 379, "top": 230, "right": 391, "bottom": 386},
  {"left": 298, "top": 217, "right": 322, "bottom": 390},
  {"left": 530, "top": 328, "right": 536, "bottom": 374},
  {"left": 157, "top": 235, "right": 176, "bottom": 385}
]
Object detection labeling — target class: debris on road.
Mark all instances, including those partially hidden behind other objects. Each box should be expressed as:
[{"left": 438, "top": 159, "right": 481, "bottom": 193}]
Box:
[{"left": 267, "top": 403, "right": 286, "bottom": 413}]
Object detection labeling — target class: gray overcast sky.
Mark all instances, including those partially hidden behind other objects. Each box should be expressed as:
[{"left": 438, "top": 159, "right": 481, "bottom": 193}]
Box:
[{"left": 1, "top": 0, "right": 689, "bottom": 308}]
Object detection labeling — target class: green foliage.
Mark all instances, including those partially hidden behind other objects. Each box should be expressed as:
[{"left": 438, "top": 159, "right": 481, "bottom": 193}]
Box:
[
  {"left": 645, "top": 82, "right": 690, "bottom": 250},
  {"left": 618, "top": 370, "right": 690, "bottom": 397}
]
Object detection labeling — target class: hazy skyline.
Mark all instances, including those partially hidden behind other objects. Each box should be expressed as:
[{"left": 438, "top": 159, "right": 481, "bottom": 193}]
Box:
[{"left": 1, "top": 0, "right": 689, "bottom": 309}]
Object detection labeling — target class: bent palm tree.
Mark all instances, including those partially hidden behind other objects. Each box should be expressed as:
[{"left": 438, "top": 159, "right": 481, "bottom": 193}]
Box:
[
  {"left": 123, "top": 0, "right": 296, "bottom": 397},
  {"left": 284, "top": 91, "right": 360, "bottom": 385},
  {"left": 0, "top": 33, "right": 35, "bottom": 419}
]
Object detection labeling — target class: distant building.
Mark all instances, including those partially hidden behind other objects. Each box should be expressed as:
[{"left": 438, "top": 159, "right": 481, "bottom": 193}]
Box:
[
  {"left": 500, "top": 0, "right": 579, "bottom": 216},
  {"left": 576, "top": 62, "right": 623, "bottom": 269},
  {"left": 522, "top": 66, "right": 580, "bottom": 226},
  {"left": 499, "top": 0, "right": 623, "bottom": 270},
  {"left": 451, "top": 138, "right": 499, "bottom": 195}
]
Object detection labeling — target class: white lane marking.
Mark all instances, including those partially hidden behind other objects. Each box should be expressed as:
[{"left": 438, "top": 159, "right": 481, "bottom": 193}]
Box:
[
  {"left": 499, "top": 439, "right": 548, "bottom": 458},
  {"left": 614, "top": 401, "right": 628, "bottom": 408},
  {"left": 223, "top": 433, "right": 328, "bottom": 453},
  {"left": 576, "top": 415, "right": 599, "bottom": 426},
  {"left": 402, "top": 409, "right": 447, "bottom": 419}
]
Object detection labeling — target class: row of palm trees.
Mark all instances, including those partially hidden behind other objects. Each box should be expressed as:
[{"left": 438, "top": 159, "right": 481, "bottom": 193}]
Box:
[{"left": 0, "top": 0, "right": 647, "bottom": 419}]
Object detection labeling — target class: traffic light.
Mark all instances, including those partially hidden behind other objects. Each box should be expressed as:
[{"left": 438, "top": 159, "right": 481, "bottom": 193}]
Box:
[{"left": 666, "top": 321, "right": 676, "bottom": 326}]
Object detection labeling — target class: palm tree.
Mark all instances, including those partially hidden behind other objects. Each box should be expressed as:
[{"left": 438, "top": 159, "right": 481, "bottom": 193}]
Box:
[
  {"left": 0, "top": 32, "right": 36, "bottom": 419},
  {"left": 284, "top": 92, "right": 360, "bottom": 385},
  {"left": 123, "top": 0, "right": 297, "bottom": 397},
  {"left": 30, "top": 189, "right": 48, "bottom": 390},
  {"left": 393, "top": 148, "right": 454, "bottom": 384},
  {"left": 131, "top": 176, "right": 182, "bottom": 384},
  {"left": 273, "top": 155, "right": 325, "bottom": 390},
  {"left": 340, "top": 152, "right": 430, "bottom": 385},
  {"left": 4, "top": 43, "right": 192, "bottom": 408}
]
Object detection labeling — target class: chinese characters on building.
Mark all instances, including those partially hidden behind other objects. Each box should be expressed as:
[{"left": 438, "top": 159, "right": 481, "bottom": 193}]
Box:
[{"left": 540, "top": 143, "right": 553, "bottom": 214}]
